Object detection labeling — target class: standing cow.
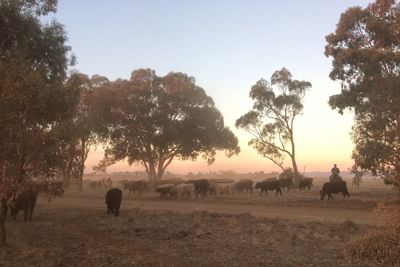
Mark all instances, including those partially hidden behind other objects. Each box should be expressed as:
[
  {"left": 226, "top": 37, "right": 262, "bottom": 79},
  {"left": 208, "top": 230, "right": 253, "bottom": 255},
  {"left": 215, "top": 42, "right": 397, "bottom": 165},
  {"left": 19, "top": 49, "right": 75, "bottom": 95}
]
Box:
[
  {"left": 10, "top": 188, "right": 38, "bottom": 222},
  {"left": 278, "top": 177, "right": 293, "bottom": 192},
  {"left": 298, "top": 177, "right": 313, "bottom": 190},
  {"left": 105, "top": 188, "right": 122, "bottom": 216},
  {"left": 188, "top": 179, "right": 209, "bottom": 197},
  {"left": 155, "top": 184, "right": 175, "bottom": 200},
  {"left": 124, "top": 180, "right": 148, "bottom": 195},
  {"left": 235, "top": 179, "right": 253, "bottom": 194},
  {"left": 320, "top": 181, "right": 350, "bottom": 200},
  {"left": 255, "top": 180, "right": 282, "bottom": 196}
]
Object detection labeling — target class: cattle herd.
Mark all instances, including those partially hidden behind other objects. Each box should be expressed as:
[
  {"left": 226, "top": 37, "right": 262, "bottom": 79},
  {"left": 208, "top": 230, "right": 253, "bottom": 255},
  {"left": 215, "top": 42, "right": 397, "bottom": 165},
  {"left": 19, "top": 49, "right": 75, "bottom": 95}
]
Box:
[
  {"left": 9, "top": 176, "right": 351, "bottom": 220},
  {"left": 110, "top": 176, "right": 350, "bottom": 206}
]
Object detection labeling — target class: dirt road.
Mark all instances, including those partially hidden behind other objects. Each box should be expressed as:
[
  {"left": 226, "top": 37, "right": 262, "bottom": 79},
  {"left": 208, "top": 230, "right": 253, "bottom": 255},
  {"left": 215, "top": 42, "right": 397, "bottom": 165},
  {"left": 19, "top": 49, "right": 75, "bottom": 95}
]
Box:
[{"left": 46, "top": 194, "right": 379, "bottom": 226}]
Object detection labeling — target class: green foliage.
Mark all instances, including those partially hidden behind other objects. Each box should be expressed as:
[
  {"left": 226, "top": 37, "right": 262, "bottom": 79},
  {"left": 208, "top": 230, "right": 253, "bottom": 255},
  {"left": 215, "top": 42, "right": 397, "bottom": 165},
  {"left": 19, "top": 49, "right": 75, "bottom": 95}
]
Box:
[
  {"left": 236, "top": 68, "right": 311, "bottom": 176},
  {"left": 0, "top": 0, "right": 75, "bottom": 243},
  {"left": 55, "top": 73, "right": 110, "bottom": 188},
  {"left": 0, "top": 0, "right": 72, "bottom": 198},
  {"left": 325, "top": 0, "right": 400, "bottom": 185},
  {"left": 98, "top": 69, "right": 240, "bottom": 181}
]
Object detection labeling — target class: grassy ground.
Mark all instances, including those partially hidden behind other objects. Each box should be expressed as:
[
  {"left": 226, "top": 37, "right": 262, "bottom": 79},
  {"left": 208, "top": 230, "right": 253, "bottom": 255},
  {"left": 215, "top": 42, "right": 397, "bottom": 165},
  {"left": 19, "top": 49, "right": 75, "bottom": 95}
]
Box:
[{"left": 0, "top": 177, "right": 397, "bottom": 266}]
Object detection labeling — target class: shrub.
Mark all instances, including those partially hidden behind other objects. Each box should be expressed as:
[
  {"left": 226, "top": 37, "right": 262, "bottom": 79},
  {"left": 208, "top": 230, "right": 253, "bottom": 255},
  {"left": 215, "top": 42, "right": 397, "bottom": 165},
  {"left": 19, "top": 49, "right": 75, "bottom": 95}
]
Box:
[
  {"left": 345, "top": 203, "right": 400, "bottom": 265},
  {"left": 345, "top": 229, "right": 400, "bottom": 265}
]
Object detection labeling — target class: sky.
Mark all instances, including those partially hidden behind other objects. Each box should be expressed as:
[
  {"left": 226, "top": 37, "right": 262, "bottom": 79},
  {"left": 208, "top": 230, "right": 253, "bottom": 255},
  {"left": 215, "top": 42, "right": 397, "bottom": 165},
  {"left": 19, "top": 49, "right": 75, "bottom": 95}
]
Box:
[{"left": 51, "top": 0, "right": 371, "bottom": 175}]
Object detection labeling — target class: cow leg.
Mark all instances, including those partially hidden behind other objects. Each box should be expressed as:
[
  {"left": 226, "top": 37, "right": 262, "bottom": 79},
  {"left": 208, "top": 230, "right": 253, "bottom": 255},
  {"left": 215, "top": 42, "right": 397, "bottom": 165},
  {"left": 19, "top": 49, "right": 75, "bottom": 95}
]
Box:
[{"left": 328, "top": 193, "right": 333, "bottom": 200}]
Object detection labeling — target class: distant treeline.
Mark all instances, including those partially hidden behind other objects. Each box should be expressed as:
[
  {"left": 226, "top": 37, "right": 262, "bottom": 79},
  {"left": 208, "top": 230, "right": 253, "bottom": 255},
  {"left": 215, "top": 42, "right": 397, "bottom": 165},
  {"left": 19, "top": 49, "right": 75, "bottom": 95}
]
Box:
[{"left": 85, "top": 170, "right": 280, "bottom": 181}]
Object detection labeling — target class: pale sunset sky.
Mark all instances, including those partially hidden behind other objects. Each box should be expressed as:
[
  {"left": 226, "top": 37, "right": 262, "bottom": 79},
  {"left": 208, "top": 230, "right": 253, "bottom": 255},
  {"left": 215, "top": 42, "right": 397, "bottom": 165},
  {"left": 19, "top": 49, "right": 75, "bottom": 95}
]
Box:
[{"left": 52, "top": 0, "right": 371, "bottom": 175}]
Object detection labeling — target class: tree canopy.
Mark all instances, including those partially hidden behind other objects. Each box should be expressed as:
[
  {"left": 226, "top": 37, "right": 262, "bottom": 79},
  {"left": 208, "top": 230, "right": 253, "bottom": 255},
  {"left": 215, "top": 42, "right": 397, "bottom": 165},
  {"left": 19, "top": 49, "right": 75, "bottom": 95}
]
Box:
[
  {"left": 57, "top": 73, "right": 110, "bottom": 190},
  {"left": 0, "top": 0, "right": 74, "bottom": 243},
  {"left": 97, "top": 69, "right": 240, "bottom": 181},
  {"left": 325, "top": 0, "right": 400, "bottom": 186},
  {"left": 236, "top": 68, "right": 311, "bottom": 179}
]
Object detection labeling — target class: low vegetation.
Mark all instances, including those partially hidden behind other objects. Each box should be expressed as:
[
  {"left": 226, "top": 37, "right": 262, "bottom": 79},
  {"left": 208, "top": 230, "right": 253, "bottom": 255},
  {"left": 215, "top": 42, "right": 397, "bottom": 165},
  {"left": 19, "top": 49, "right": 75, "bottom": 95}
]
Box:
[{"left": 1, "top": 177, "right": 398, "bottom": 266}]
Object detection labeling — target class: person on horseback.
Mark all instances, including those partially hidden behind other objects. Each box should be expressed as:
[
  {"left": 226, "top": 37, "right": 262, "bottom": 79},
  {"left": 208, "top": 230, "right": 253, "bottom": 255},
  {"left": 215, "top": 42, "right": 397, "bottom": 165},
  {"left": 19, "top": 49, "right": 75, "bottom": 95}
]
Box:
[{"left": 329, "top": 164, "right": 342, "bottom": 182}]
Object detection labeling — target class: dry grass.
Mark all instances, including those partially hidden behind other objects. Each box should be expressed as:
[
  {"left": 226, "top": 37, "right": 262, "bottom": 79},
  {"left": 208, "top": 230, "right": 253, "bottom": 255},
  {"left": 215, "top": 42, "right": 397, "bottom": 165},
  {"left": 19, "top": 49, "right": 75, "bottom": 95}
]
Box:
[
  {"left": 0, "top": 206, "right": 375, "bottom": 266},
  {"left": 345, "top": 229, "right": 400, "bottom": 265},
  {"left": 0, "top": 176, "right": 397, "bottom": 266},
  {"left": 345, "top": 201, "right": 400, "bottom": 266}
]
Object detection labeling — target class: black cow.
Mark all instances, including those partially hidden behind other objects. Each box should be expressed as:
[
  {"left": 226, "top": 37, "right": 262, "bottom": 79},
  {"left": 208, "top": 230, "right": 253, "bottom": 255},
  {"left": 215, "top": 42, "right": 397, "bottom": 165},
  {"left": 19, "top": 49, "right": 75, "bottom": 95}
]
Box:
[
  {"left": 255, "top": 180, "right": 282, "bottom": 196},
  {"left": 155, "top": 184, "right": 175, "bottom": 200},
  {"left": 320, "top": 181, "right": 350, "bottom": 200},
  {"left": 299, "top": 177, "right": 313, "bottom": 190},
  {"left": 235, "top": 179, "right": 253, "bottom": 193},
  {"left": 10, "top": 188, "right": 38, "bottom": 222},
  {"left": 278, "top": 177, "right": 293, "bottom": 192},
  {"left": 188, "top": 179, "right": 209, "bottom": 196},
  {"left": 105, "top": 188, "right": 122, "bottom": 216},
  {"left": 124, "top": 180, "right": 148, "bottom": 195}
]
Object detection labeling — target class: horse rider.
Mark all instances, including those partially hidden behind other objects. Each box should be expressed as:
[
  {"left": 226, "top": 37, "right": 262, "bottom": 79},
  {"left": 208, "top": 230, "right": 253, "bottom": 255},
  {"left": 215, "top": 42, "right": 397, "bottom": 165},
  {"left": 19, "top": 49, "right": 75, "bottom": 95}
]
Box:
[{"left": 330, "top": 164, "right": 342, "bottom": 182}]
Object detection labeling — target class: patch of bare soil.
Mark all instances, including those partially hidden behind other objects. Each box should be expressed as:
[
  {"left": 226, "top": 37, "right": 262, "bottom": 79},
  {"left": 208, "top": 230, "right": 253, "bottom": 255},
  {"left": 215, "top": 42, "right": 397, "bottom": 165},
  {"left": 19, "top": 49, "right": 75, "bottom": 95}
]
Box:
[{"left": 1, "top": 205, "right": 377, "bottom": 266}]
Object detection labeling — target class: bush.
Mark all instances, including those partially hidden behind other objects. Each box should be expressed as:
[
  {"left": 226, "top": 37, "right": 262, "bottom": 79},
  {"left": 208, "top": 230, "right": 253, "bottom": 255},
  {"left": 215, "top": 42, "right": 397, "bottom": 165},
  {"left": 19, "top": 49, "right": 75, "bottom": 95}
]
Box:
[
  {"left": 346, "top": 203, "right": 400, "bottom": 265},
  {"left": 345, "top": 229, "right": 400, "bottom": 265}
]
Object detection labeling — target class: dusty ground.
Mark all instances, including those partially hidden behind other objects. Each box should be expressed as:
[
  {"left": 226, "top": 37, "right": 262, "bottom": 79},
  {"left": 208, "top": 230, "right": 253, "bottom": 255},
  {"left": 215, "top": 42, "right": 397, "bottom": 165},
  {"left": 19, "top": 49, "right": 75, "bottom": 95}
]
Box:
[{"left": 1, "top": 177, "right": 398, "bottom": 266}]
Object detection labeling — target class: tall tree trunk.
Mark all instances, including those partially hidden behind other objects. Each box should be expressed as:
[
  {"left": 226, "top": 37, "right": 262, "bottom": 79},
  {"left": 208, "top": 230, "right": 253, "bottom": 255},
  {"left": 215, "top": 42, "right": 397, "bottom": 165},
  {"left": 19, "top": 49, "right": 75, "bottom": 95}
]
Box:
[
  {"left": 290, "top": 132, "right": 300, "bottom": 187},
  {"left": 64, "top": 172, "right": 71, "bottom": 189},
  {"left": 0, "top": 199, "right": 8, "bottom": 245},
  {"left": 149, "top": 161, "right": 158, "bottom": 181},
  {"left": 156, "top": 160, "right": 164, "bottom": 181},
  {"left": 156, "top": 169, "right": 164, "bottom": 181},
  {"left": 77, "top": 139, "right": 87, "bottom": 192}
]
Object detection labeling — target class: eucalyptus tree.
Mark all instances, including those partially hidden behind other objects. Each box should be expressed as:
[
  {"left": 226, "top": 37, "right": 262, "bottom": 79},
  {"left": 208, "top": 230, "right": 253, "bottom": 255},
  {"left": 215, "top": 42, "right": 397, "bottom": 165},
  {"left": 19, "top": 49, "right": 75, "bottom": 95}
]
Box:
[
  {"left": 325, "top": 0, "right": 400, "bottom": 188},
  {"left": 98, "top": 69, "right": 240, "bottom": 181},
  {"left": 236, "top": 68, "right": 311, "bottom": 181},
  {"left": 59, "top": 73, "right": 110, "bottom": 190},
  {"left": 0, "top": 0, "right": 74, "bottom": 243}
]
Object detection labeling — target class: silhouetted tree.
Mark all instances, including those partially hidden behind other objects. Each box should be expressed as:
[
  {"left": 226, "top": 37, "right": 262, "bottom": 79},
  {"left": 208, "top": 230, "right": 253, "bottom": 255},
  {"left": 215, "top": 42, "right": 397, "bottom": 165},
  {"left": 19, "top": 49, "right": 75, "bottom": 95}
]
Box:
[
  {"left": 236, "top": 68, "right": 311, "bottom": 184},
  {"left": 98, "top": 69, "right": 240, "bottom": 181}
]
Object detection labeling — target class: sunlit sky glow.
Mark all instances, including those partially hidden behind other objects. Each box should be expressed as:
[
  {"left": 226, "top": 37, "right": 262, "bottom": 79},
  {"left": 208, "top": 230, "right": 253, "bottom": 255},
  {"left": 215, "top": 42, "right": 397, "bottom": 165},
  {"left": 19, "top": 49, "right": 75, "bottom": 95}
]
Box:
[{"left": 52, "top": 0, "right": 370, "bottom": 175}]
